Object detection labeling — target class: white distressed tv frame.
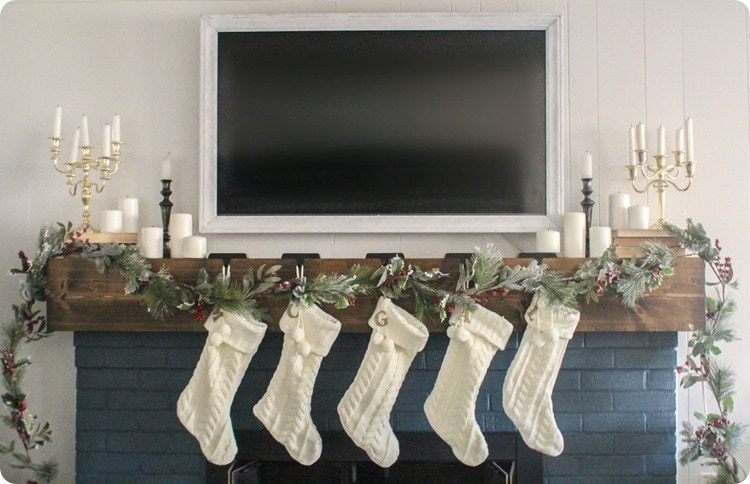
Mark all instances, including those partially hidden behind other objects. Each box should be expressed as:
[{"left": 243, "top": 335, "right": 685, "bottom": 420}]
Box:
[{"left": 200, "top": 13, "right": 564, "bottom": 233}]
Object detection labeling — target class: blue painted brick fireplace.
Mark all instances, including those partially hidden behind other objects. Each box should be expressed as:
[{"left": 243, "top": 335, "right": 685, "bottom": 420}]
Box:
[{"left": 74, "top": 331, "right": 677, "bottom": 483}]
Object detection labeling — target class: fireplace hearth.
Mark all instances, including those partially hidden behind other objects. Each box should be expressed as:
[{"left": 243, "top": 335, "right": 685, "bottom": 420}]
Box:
[{"left": 206, "top": 431, "right": 541, "bottom": 483}]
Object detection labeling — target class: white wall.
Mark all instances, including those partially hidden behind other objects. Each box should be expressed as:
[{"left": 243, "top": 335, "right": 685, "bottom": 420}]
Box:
[{"left": 0, "top": 0, "right": 748, "bottom": 482}]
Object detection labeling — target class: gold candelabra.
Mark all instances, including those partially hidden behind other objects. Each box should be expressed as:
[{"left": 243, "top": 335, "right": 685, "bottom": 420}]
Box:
[
  {"left": 627, "top": 121, "right": 695, "bottom": 228},
  {"left": 49, "top": 137, "right": 123, "bottom": 229}
]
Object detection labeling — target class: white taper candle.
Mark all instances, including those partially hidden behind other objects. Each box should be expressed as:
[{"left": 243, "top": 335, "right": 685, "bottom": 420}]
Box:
[
  {"left": 80, "top": 115, "right": 90, "bottom": 146},
  {"left": 53, "top": 106, "right": 62, "bottom": 138}
]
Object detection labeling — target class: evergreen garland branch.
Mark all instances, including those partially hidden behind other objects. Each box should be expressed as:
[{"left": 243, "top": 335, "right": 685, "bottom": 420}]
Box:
[
  {"left": 289, "top": 265, "right": 374, "bottom": 309},
  {"left": 0, "top": 223, "right": 74, "bottom": 483},
  {"left": 668, "top": 220, "right": 748, "bottom": 483},
  {"left": 372, "top": 257, "right": 448, "bottom": 320}
]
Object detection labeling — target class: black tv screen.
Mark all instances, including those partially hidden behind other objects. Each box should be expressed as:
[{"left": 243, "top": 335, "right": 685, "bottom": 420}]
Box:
[{"left": 216, "top": 29, "right": 546, "bottom": 216}]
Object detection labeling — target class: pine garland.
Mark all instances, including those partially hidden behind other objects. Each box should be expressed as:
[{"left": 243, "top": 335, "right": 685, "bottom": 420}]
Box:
[
  {"left": 284, "top": 264, "right": 374, "bottom": 309},
  {"left": 0, "top": 223, "right": 73, "bottom": 483},
  {"left": 372, "top": 257, "right": 448, "bottom": 320},
  {"left": 664, "top": 220, "right": 748, "bottom": 483}
]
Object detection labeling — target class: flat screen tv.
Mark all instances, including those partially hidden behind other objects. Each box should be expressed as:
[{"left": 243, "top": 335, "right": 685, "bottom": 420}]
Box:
[{"left": 200, "top": 13, "right": 563, "bottom": 233}]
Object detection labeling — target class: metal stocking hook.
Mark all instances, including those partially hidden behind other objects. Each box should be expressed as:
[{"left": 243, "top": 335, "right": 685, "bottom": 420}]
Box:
[{"left": 286, "top": 304, "right": 300, "bottom": 319}]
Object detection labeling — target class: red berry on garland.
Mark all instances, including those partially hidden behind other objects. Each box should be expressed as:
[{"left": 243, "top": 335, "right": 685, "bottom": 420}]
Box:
[
  {"left": 192, "top": 295, "right": 205, "bottom": 322},
  {"left": 446, "top": 302, "right": 455, "bottom": 314},
  {"left": 18, "top": 400, "right": 27, "bottom": 412},
  {"left": 347, "top": 298, "right": 356, "bottom": 307}
]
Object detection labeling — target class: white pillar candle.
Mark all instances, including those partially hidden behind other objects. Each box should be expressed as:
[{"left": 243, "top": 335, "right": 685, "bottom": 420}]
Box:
[
  {"left": 161, "top": 152, "right": 172, "bottom": 180},
  {"left": 628, "top": 205, "right": 650, "bottom": 229},
  {"left": 582, "top": 152, "right": 593, "bottom": 179},
  {"left": 169, "top": 213, "right": 193, "bottom": 258},
  {"left": 676, "top": 127, "right": 685, "bottom": 152},
  {"left": 609, "top": 192, "right": 630, "bottom": 230},
  {"left": 589, "top": 226, "right": 612, "bottom": 258},
  {"left": 80, "top": 114, "right": 90, "bottom": 146},
  {"left": 69, "top": 127, "right": 80, "bottom": 164},
  {"left": 112, "top": 114, "right": 121, "bottom": 142},
  {"left": 536, "top": 230, "right": 560, "bottom": 253},
  {"left": 53, "top": 106, "right": 62, "bottom": 138},
  {"left": 656, "top": 125, "right": 666, "bottom": 156},
  {"left": 182, "top": 236, "right": 208, "bottom": 259},
  {"left": 629, "top": 125, "right": 637, "bottom": 165},
  {"left": 637, "top": 122, "right": 646, "bottom": 150},
  {"left": 685, "top": 117, "right": 694, "bottom": 161},
  {"left": 563, "top": 212, "right": 586, "bottom": 258},
  {"left": 100, "top": 210, "right": 123, "bottom": 233},
  {"left": 118, "top": 197, "right": 139, "bottom": 233},
  {"left": 139, "top": 227, "right": 163, "bottom": 258},
  {"left": 102, "top": 124, "right": 111, "bottom": 157}
]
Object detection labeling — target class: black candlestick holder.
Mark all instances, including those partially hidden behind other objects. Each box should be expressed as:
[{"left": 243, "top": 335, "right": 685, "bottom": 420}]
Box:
[
  {"left": 580, "top": 178, "right": 595, "bottom": 257},
  {"left": 159, "top": 180, "right": 173, "bottom": 258}
]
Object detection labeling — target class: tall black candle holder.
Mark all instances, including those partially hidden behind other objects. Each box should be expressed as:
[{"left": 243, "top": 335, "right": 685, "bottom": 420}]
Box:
[
  {"left": 580, "top": 178, "right": 595, "bottom": 257},
  {"left": 159, "top": 180, "right": 173, "bottom": 258}
]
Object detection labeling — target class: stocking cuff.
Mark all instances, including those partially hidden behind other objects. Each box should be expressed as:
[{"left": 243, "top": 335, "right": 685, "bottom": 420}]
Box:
[
  {"left": 452, "top": 305, "right": 514, "bottom": 350},
  {"left": 280, "top": 302, "right": 341, "bottom": 356},
  {"left": 524, "top": 294, "right": 580, "bottom": 339},
  {"left": 204, "top": 309, "right": 267, "bottom": 354},
  {"left": 368, "top": 297, "right": 429, "bottom": 353}
]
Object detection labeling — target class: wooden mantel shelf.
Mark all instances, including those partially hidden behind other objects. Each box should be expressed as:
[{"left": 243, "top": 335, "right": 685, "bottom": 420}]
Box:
[{"left": 46, "top": 256, "right": 705, "bottom": 333}]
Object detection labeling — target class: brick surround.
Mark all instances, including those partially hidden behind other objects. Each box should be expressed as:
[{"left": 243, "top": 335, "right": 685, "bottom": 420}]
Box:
[{"left": 75, "top": 331, "right": 677, "bottom": 483}]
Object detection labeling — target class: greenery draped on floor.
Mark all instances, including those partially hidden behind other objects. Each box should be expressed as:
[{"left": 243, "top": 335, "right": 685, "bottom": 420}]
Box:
[{"left": 0, "top": 220, "right": 742, "bottom": 483}]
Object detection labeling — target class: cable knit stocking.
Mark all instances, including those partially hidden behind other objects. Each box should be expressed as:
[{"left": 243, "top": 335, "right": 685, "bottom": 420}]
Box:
[
  {"left": 177, "top": 309, "right": 267, "bottom": 465},
  {"left": 253, "top": 302, "right": 341, "bottom": 465},
  {"left": 502, "top": 294, "right": 580, "bottom": 456},
  {"left": 337, "top": 297, "right": 429, "bottom": 468},
  {"left": 424, "top": 305, "right": 514, "bottom": 466}
]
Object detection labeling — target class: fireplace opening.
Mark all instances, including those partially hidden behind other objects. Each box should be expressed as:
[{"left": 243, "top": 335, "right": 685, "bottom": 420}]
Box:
[{"left": 206, "top": 431, "right": 542, "bottom": 484}]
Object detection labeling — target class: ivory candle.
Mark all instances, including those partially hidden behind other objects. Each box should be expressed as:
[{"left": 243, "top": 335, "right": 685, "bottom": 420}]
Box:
[
  {"left": 685, "top": 117, "right": 694, "bottom": 161},
  {"left": 676, "top": 127, "right": 685, "bottom": 152},
  {"left": 100, "top": 210, "right": 123, "bottom": 233},
  {"left": 182, "top": 236, "right": 207, "bottom": 259},
  {"left": 656, "top": 126, "right": 666, "bottom": 156},
  {"left": 589, "top": 226, "right": 612, "bottom": 258},
  {"left": 169, "top": 213, "right": 193, "bottom": 258},
  {"left": 563, "top": 212, "right": 586, "bottom": 258},
  {"left": 69, "top": 127, "right": 80, "bottom": 164},
  {"left": 582, "top": 152, "right": 593, "bottom": 179},
  {"left": 536, "top": 230, "right": 560, "bottom": 253},
  {"left": 118, "top": 197, "right": 139, "bottom": 233},
  {"left": 53, "top": 106, "right": 62, "bottom": 138},
  {"left": 637, "top": 122, "right": 646, "bottom": 150},
  {"left": 160, "top": 152, "right": 172, "bottom": 180},
  {"left": 102, "top": 124, "right": 111, "bottom": 157},
  {"left": 80, "top": 115, "right": 90, "bottom": 146},
  {"left": 629, "top": 125, "right": 637, "bottom": 165},
  {"left": 112, "top": 114, "right": 121, "bottom": 142},
  {"left": 609, "top": 192, "right": 630, "bottom": 230},
  {"left": 139, "top": 227, "right": 163, "bottom": 258},
  {"left": 628, "top": 205, "right": 650, "bottom": 229}
]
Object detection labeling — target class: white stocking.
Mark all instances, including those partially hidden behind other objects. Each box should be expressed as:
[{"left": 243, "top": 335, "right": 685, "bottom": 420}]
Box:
[
  {"left": 502, "top": 294, "right": 580, "bottom": 456},
  {"left": 177, "top": 309, "right": 267, "bottom": 465},
  {"left": 337, "top": 297, "right": 429, "bottom": 468},
  {"left": 424, "top": 305, "right": 514, "bottom": 466},
  {"left": 253, "top": 302, "right": 341, "bottom": 465}
]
